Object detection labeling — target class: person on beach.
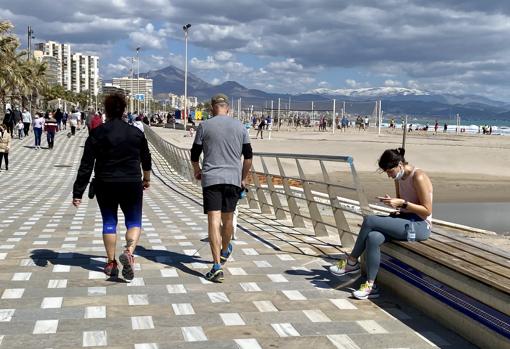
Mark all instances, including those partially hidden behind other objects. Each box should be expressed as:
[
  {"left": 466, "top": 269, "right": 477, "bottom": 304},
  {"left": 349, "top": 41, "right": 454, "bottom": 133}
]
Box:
[
  {"left": 72, "top": 94, "right": 152, "bottom": 280},
  {"left": 190, "top": 94, "right": 253, "bottom": 282},
  {"left": 330, "top": 147, "right": 433, "bottom": 299},
  {"left": 255, "top": 116, "right": 266, "bottom": 139}
]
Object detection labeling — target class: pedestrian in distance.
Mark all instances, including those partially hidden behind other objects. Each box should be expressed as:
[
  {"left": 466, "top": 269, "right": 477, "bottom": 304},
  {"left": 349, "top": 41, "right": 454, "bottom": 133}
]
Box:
[
  {"left": 90, "top": 112, "right": 103, "bottom": 130},
  {"left": 33, "top": 112, "right": 45, "bottom": 149},
  {"left": 3, "top": 108, "right": 14, "bottom": 136},
  {"left": 330, "top": 148, "right": 433, "bottom": 299},
  {"left": 44, "top": 113, "right": 58, "bottom": 149},
  {"left": 16, "top": 119, "right": 24, "bottom": 139},
  {"left": 22, "top": 108, "right": 32, "bottom": 136},
  {"left": 190, "top": 94, "right": 253, "bottom": 282},
  {"left": 0, "top": 125, "right": 11, "bottom": 171},
  {"left": 255, "top": 116, "right": 266, "bottom": 139},
  {"left": 69, "top": 109, "right": 79, "bottom": 136},
  {"left": 54, "top": 108, "right": 64, "bottom": 131},
  {"left": 72, "top": 94, "right": 152, "bottom": 281},
  {"left": 12, "top": 107, "right": 22, "bottom": 137}
]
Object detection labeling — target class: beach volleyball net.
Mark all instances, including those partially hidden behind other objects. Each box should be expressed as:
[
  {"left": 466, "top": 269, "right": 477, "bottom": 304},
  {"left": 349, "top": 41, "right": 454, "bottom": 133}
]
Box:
[{"left": 230, "top": 96, "right": 380, "bottom": 131}]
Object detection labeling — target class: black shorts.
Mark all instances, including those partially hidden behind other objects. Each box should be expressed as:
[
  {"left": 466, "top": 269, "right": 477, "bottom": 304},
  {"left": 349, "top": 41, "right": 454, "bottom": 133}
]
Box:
[{"left": 203, "top": 184, "right": 240, "bottom": 214}]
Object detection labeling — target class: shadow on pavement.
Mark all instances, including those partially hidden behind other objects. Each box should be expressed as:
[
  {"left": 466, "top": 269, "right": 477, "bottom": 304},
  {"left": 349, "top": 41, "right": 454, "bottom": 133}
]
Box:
[
  {"left": 134, "top": 245, "right": 207, "bottom": 278},
  {"left": 29, "top": 248, "right": 127, "bottom": 283}
]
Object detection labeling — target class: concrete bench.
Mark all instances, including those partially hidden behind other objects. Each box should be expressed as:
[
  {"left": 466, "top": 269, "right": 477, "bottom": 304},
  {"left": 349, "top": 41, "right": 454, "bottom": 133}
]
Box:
[{"left": 377, "top": 226, "right": 510, "bottom": 348}]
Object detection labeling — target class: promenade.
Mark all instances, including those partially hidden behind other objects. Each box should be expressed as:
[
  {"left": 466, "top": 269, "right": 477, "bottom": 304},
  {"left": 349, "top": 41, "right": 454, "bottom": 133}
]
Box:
[{"left": 0, "top": 130, "right": 475, "bottom": 348}]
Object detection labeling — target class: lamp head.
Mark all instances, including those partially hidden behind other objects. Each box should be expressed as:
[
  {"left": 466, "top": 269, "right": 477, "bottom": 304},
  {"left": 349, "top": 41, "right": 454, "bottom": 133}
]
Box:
[{"left": 183, "top": 24, "right": 191, "bottom": 31}]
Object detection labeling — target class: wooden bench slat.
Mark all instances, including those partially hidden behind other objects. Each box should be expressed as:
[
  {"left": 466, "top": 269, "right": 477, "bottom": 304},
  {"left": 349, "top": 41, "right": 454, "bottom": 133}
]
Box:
[
  {"left": 393, "top": 241, "right": 510, "bottom": 293},
  {"left": 432, "top": 226, "right": 510, "bottom": 259},
  {"left": 430, "top": 234, "right": 510, "bottom": 269},
  {"left": 422, "top": 239, "right": 510, "bottom": 279}
]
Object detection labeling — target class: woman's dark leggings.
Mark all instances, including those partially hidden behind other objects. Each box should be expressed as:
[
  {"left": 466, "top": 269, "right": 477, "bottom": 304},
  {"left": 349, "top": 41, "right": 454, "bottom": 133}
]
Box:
[{"left": 351, "top": 213, "right": 431, "bottom": 281}]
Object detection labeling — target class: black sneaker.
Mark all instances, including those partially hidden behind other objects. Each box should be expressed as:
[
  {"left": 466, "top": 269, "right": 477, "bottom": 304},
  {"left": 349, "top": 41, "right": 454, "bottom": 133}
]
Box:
[
  {"left": 204, "top": 266, "right": 224, "bottom": 283},
  {"left": 220, "top": 243, "right": 233, "bottom": 264}
]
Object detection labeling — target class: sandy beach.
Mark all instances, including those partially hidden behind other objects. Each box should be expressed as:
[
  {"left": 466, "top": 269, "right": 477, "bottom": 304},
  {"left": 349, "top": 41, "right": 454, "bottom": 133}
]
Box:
[{"left": 152, "top": 125, "right": 510, "bottom": 204}]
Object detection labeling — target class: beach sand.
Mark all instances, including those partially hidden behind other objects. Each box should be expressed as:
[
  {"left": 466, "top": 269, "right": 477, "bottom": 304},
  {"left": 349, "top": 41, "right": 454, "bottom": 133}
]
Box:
[
  {"left": 152, "top": 125, "right": 510, "bottom": 204},
  {"left": 152, "top": 125, "right": 510, "bottom": 247}
]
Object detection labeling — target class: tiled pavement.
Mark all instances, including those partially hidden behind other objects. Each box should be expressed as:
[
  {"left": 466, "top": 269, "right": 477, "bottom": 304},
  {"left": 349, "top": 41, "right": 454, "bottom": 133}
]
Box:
[{"left": 0, "top": 129, "right": 476, "bottom": 349}]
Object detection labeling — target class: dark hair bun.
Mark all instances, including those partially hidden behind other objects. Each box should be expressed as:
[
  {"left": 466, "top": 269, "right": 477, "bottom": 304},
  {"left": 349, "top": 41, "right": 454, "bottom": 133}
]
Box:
[{"left": 397, "top": 147, "right": 405, "bottom": 156}]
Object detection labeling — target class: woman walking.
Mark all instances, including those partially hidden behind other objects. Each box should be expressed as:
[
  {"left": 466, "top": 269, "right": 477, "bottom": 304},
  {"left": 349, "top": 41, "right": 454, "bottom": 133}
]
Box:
[
  {"left": 0, "top": 125, "right": 11, "bottom": 171},
  {"left": 33, "top": 112, "right": 45, "bottom": 149},
  {"left": 330, "top": 148, "right": 433, "bottom": 299},
  {"left": 72, "top": 94, "right": 152, "bottom": 280}
]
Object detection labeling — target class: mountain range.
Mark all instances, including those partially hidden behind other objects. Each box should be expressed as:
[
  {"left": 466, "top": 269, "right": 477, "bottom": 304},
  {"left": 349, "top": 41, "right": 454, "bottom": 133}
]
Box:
[{"left": 139, "top": 65, "right": 510, "bottom": 120}]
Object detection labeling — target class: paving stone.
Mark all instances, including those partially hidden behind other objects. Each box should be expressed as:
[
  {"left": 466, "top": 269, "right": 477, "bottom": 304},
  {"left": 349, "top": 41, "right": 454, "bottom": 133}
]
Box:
[{"left": 0, "top": 131, "right": 477, "bottom": 349}]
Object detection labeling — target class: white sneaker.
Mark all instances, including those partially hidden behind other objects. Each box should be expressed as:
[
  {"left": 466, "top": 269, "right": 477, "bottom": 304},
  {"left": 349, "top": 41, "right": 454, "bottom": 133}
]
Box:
[
  {"left": 352, "top": 282, "right": 379, "bottom": 300},
  {"left": 329, "top": 259, "right": 360, "bottom": 276}
]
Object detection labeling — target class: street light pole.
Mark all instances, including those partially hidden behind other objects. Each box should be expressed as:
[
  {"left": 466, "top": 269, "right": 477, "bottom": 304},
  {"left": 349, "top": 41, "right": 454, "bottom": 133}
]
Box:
[
  {"left": 183, "top": 24, "right": 191, "bottom": 130},
  {"left": 136, "top": 47, "right": 140, "bottom": 114}
]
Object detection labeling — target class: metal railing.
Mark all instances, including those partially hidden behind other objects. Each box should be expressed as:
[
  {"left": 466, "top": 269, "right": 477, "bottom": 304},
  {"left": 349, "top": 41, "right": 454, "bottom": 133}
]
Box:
[{"left": 144, "top": 126, "right": 372, "bottom": 247}]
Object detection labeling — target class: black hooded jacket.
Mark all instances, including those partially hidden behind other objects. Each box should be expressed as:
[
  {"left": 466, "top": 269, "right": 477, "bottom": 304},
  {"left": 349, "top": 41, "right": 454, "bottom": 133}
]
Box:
[{"left": 72, "top": 118, "right": 151, "bottom": 199}]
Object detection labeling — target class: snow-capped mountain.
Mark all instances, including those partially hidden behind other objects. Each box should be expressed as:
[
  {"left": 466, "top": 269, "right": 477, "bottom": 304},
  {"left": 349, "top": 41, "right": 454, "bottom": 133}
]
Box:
[{"left": 307, "top": 87, "right": 430, "bottom": 97}]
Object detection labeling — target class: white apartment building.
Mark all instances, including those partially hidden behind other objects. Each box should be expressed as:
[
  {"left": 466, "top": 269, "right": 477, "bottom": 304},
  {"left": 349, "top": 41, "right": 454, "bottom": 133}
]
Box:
[
  {"left": 35, "top": 40, "right": 100, "bottom": 96},
  {"left": 71, "top": 53, "right": 99, "bottom": 96},
  {"left": 168, "top": 93, "right": 198, "bottom": 109},
  {"left": 112, "top": 77, "right": 153, "bottom": 101},
  {"left": 34, "top": 41, "right": 72, "bottom": 90}
]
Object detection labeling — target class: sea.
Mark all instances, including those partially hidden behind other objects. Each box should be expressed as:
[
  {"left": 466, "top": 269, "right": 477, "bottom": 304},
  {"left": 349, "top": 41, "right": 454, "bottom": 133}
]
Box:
[
  {"left": 383, "top": 116, "right": 510, "bottom": 135},
  {"left": 433, "top": 202, "right": 510, "bottom": 235}
]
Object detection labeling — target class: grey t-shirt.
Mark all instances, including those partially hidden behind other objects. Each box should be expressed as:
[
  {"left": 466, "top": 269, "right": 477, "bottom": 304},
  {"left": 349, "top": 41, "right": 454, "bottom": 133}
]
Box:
[{"left": 193, "top": 115, "right": 250, "bottom": 188}]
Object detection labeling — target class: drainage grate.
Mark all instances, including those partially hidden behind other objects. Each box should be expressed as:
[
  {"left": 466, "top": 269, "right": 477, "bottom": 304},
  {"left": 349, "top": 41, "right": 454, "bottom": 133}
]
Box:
[{"left": 54, "top": 165, "right": 73, "bottom": 168}]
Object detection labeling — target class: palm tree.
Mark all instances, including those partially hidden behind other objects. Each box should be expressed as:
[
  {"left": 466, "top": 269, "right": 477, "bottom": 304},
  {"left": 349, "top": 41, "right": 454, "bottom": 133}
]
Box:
[
  {"left": 0, "top": 20, "right": 20, "bottom": 112},
  {"left": 0, "top": 20, "right": 48, "bottom": 114}
]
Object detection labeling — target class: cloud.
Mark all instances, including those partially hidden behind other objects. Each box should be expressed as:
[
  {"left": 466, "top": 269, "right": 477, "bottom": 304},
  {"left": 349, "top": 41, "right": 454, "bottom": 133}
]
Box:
[
  {"left": 4, "top": 1, "right": 510, "bottom": 98},
  {"left": 384, "top": 79, "right": 401, "bottom": 87}
]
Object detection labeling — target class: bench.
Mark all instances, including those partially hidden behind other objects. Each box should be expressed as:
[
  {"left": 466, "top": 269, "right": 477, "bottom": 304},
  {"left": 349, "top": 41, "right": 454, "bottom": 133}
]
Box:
[{"left": 377, "top": 226, "right": 510, "bottom": 348}]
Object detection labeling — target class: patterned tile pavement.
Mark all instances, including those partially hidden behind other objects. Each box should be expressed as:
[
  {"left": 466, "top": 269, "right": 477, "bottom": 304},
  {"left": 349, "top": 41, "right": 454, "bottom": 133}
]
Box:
[{"left": 0, "top": 129, "right": 476, "bottom": 348}]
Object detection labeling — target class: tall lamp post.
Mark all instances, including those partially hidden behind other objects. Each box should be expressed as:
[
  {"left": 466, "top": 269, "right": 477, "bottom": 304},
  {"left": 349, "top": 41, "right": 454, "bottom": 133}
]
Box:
[
  {"left": 183, "top": 24, "right": 191, "bottom": 130},
  {"left": 136, "top": 47, "right": 141, "bottom": 114}
]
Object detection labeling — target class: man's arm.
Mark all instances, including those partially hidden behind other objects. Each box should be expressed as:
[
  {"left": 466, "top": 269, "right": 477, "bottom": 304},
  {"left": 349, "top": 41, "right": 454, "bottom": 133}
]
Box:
[
  {"left": 190, "top": 142, "right": 203, "bottom": 179},
  {"left": 241, "top": 142, "right": 253, "bottom": 187}
]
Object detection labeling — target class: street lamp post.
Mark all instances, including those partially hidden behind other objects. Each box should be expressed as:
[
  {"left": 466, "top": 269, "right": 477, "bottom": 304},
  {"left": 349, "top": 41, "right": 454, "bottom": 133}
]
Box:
[
  {"left": 136, "top": 47, "right": 140, "bottom": 114},
  {"left": 183, "top": 24, "right": 191, "bottom": 130}
]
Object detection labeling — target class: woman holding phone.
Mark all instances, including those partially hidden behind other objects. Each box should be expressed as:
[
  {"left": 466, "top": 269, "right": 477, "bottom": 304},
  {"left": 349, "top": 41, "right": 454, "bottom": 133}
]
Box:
[{"left": 330, "top": 148, "right": 433, "bottom": 299}]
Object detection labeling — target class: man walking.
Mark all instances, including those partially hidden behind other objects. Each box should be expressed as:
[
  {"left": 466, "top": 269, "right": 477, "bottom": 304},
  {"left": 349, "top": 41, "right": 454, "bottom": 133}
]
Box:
[{"left": 190, "top": 94, "right": 253, "bottom": 282}]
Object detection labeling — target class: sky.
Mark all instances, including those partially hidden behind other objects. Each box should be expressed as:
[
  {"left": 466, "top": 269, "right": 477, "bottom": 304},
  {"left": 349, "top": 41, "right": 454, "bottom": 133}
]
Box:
[{"left": 2, "top": 0, "right": 510, "bottom": 100}]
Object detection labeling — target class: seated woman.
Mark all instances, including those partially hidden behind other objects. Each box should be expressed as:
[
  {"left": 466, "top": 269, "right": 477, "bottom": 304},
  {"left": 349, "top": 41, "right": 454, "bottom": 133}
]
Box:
[{"left": 330, "top": 148, "right": 433, "bottom": 299}]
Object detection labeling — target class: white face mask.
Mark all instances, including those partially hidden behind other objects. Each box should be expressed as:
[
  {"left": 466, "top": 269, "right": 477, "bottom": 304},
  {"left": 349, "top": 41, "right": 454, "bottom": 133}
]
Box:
[{"left": 394, "top": 166, "right": 405, "bottom": 180}]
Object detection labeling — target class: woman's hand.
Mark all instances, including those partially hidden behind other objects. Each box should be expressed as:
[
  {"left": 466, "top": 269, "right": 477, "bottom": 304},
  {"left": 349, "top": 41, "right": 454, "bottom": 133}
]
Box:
[
  {"left": 72, "top": 198, "right": 81, "bottom": 208},
  {"left": 379, "top": 194, "right": 405, "bottom": 209},
  {"left": 143, "top": 179, "right": 150, "bottom": 190}
]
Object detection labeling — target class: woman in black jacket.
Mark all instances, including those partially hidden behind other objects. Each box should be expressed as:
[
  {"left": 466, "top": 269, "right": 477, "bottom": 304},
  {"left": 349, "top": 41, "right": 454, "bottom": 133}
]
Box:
[{"left": 72, "top": 94, "right": 151, "bottom": 280}]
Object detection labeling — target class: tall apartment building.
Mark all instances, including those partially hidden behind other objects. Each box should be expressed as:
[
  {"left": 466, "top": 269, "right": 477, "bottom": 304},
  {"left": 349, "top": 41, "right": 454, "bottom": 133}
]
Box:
[
  {"left": 34, "top": 40, "right": 99, "bottom": 96},
  {"left": 71, "top": 53, "right": 99, "bottom": 96},
  {"left": 112, "top": 77, "right": 153, "bottom": 101},
  {"left": 34, "top": 41, "right": 72, "bottom": 90},
  {"left": 32, "top": 50, "right": 59, "bottom": 86},
  {"left": 168, "top": 93, "right": 198, "bottom": 109}
]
